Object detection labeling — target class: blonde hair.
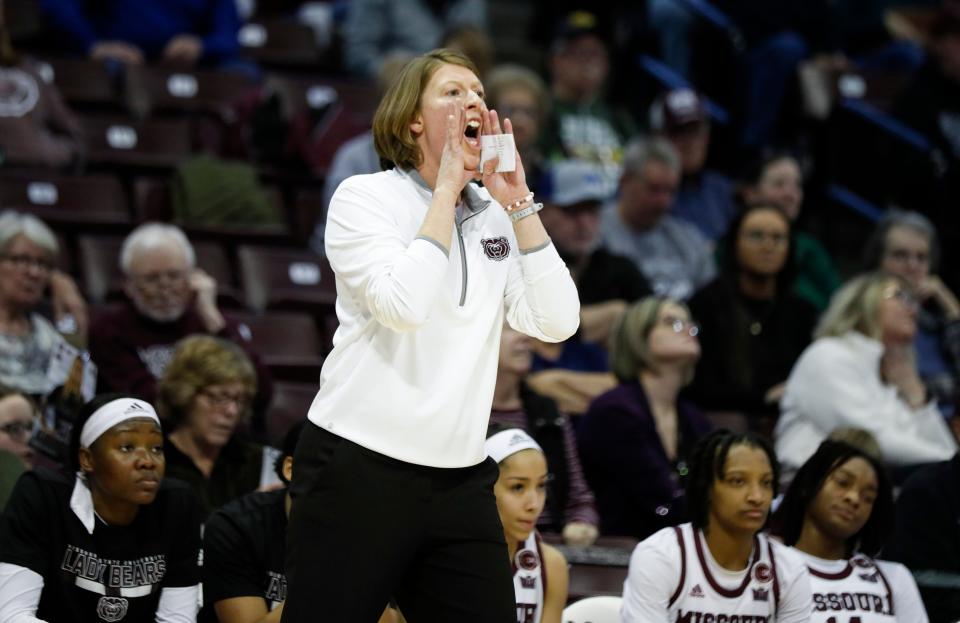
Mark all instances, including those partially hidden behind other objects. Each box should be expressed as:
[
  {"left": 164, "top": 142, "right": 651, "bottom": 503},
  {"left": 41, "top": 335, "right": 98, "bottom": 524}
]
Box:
[
  {"left": 815, "top": 272, "right": 905, "bottom": 341},
  {"left": 827, "top": 427, "right": 883, "bottom": 462},
  {"left": 372, "top": 48, "right": 479, "bottom": 172},
  {"left": 609, "top": 296, "right": 696, "bottom": 384},
  {"left": 156, "top": 335, "right": 256, "bottom": 428}
]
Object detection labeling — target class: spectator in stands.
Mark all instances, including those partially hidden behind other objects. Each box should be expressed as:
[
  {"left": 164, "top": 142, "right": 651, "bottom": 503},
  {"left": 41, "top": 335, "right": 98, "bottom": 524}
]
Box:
[
  {"left": 157, "top": 335, "right": 278, "bottom": 519},
  {"left": 0, "top": 393, "right": 202, "bottom": 622},
  {"left": 742, "top": 151, "right": 841, "bottom": 311},
  {"left": 485, "top": 428, "right": 569, "bottom": 623},
  {"left": 775, "top": 272, "right": 958, "bottom": 475},
  {"left": 771, "top": 437, "right": 929, "bottom": 623},
  {"left": 89, "top": 223, "right": 272, "bottom": 426},
  {"left": 601, "top": 138, "right": 715, "bottom": 301},
  {"left": 535, "top": 158, "right": 650, "bottom": 369},
  {"left": 0, "top": 211, "right": 69, "bottom": 397},
  {"left": 0, "top": 385, "right": 38, "bottom": 469},
  {"left": 203, "top": 419, "right": 399, "bottom": 622},
  {"left": 39, "top": 0, "right": 245, "bottom": 69},
  {"left": 650, "top": 88, "right": 736, "bottom": 242},
  {"left": 491, "top": 324, "right": 599, "bottom": 545},
  {"left": 887, "top": 452, "right": 960, "bottom": 623},
  {"left": 864, "top": 209, "right": 960, "bottom": 418},
  {"left": 343, "top": 0, "right": 487, "bottom": 78},
  {"left": 0, "top": 6, "right": 83, "bottom": 168},
  {"left": 688, "top": 203, "right": 817, "bottom": 421},
  {"left": 577, "top": 297, "right": 712, "bottom": 540},
  {"left": 620, "top": 429, "right": 812, "bottom": 622},
  {"left": 540, "top": 10, "right": 636, "bottom": 196},
  {"left": 486, "top": 64, "right": 550, "bottom": 192}
]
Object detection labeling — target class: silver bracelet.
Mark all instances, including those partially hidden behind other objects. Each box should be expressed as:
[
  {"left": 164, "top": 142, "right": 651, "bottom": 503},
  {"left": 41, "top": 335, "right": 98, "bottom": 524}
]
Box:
[{"left": 509, "top": 202, "right": 544, "bottom": 222}]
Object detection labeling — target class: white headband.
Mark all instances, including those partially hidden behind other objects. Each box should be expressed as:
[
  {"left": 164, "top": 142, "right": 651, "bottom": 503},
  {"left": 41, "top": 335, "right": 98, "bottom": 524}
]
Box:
[
  {"left": 80, "top": 398, "right": 161, "bottom": 448},
  {"left": 485, "top": 429, "right": 543, "bottom": 464}
]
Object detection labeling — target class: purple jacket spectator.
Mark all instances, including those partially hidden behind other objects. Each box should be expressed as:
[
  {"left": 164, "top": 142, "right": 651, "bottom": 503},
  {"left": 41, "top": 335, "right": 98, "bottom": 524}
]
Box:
[{"left": 576, "top": 380, "right": 712, "bottom": 539}]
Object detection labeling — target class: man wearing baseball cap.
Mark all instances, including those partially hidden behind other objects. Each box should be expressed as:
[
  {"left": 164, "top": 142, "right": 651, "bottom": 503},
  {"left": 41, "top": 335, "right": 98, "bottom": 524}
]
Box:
[
  {"left": 526, "top": 160, "right": 651, "bottom": 414},
  {"left": 650, "top": 88, "right": 736, "bottom": 242},
  {"left": 540, "top": 11, "right": 637, "bottom": 197}
]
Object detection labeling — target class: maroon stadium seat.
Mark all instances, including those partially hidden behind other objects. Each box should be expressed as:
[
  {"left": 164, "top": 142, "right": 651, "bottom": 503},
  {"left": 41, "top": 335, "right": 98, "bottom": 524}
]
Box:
[
  {"left": 238, "top": 19, "right": 321, "bottom": 67},
  {"left": 0, "top": 173, "right": 129, "bottom": 228},
  {"left": 265, "top": 381, "right": 317, "bottom": 446},
  {"left": 42, "top": 58, "right": 118, "bottom": 108},
  {"left": 230, "top": 310, "right": 325, "bottom": 381},
  {"left": 125, "top": 65, "right": 257, "bottom": 115},
  {"left": 236, "top": 245, "right": 336, "bottom": 313},
  {"left": 80, "top": 116, "right": 192, "bottom": 169}
]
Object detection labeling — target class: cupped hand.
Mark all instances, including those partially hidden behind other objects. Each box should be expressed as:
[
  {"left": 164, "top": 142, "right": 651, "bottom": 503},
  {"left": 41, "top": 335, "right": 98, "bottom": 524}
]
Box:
[
  {"left": 189, "top": 268, "right": 218, "bottom": 307},
  {"left": 434, "top": 101, "right": 475, "bottom": 198},
  {"left": 480, "top": 109, "right": 530, "bottom": 209}
]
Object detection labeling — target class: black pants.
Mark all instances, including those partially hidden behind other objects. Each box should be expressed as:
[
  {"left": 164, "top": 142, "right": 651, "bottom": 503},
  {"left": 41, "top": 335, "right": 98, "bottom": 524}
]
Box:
[{"left": 281, "top": 422, "right": 516, "bottom": 622}]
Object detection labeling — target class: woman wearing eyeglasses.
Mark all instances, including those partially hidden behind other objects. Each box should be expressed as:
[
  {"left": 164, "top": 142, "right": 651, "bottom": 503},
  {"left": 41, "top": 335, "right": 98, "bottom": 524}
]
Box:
[
  {"left": 0, "top": 385, "right": 39, "bottom": 468},
  {"left": 687, "top": 202, "right": 818, "bottom": 423},
  {"left": 775, "top": 272, "right": 959, "bottom": 479},
  {"left": 157, "top": 335, "right": 278, "bottom": 518},
  {"left": 576, "top": 296, "right": 712, "bottom": 540},
  {"left": 0, "top": 211, "right": 65, "bottom": 397}
]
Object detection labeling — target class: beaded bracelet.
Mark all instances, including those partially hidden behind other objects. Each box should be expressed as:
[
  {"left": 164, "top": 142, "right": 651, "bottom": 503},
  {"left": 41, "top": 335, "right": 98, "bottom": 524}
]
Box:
[
  {"left": 509, "top": 202, "right": 544, "bottom": 223},
  {"left": 503, "top": 192, "right": 534, "bottom": 213}
]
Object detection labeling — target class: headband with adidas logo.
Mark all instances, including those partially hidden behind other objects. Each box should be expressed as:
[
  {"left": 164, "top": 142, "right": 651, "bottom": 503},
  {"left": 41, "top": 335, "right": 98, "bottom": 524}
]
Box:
[
  {"left": 485, "top": 428, "right": 543, "bottom": 464},
  {"left": 80, "top": 398, "right": 161, "bottom": 448}
]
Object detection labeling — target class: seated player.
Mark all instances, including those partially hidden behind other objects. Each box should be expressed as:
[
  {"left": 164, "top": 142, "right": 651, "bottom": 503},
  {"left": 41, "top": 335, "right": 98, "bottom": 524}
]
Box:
[
  {"left": 772, "top": 436, "right": 928, "bottom": 622},
  {"left": 203, "top": 421, "right": 398, "bottom": 623},
  {"left": 0, "top": 394, "right": 202, "bottom": 622},
  {"left": 486, "top": 428, "right": 568, "bottom": 623},
  {"left": 621, "top": 429, "right": 812, "bottom": 622}
]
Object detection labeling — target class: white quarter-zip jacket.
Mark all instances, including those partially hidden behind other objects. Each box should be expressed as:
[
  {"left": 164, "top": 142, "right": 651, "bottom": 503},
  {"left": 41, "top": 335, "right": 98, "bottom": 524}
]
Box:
[{"left": 308, "top": 167, "right": 580, "bottom": 467}]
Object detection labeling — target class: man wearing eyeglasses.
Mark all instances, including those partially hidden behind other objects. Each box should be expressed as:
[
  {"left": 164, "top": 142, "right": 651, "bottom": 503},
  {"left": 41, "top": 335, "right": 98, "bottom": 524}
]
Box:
[
  {"left": 600, "top": 137, "right": 716, "bottom": 302},
  {"left": 88, "top": 223, "right": 273, "bottom": 433}
]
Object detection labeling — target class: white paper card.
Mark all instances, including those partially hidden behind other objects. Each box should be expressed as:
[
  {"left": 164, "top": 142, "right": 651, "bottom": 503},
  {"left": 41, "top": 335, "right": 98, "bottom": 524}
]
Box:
[{"left": 480, "top": 133, "right": 516, "bottom": 173}]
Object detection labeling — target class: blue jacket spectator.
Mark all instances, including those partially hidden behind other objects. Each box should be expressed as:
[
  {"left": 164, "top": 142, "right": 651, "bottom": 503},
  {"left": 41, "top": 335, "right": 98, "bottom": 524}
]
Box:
[{"left": 40, "top": 0, "right": 242, "bottom": 66}]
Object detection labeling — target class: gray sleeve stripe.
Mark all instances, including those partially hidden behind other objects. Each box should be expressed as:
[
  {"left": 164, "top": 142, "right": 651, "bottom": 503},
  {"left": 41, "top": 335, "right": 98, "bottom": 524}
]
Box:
[
  {"left": 416, "top": 235, "right": 449, "bottom": 257},
  {"left": 519, "top": 238, "right": 552, "bottom": 256}
]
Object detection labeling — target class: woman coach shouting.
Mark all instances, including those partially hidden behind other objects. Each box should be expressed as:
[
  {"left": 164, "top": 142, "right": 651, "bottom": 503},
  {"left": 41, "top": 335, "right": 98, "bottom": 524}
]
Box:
[{"left": 281, "top": 48, "right": 580, "bottom": 623}]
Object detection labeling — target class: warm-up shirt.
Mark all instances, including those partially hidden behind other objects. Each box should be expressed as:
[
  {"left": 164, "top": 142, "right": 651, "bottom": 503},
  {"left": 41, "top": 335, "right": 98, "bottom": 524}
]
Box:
[
  {"left": 798, "top": 550, "right": 928, "bottom": 622},
  {"left": 203, "top": 489, "right": 287, "bottom": 611},
  {"left": 621, "top": 523, "right": 812, "bottom": 623},
  {"left": 0, "top": 469, "right": 201, "bottom": 622},
  {"left": 311, "top": 168, "right": 580, "bottom": 468}
]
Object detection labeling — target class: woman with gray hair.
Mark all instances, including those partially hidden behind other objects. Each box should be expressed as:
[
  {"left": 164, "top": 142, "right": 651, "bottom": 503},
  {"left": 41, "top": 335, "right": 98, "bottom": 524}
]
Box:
[
  {"left": 863, "top": 209, "right": 960, "bottom": 415},
  {"left": 775, "top": 272, "right": 958, "bottom": 476},
  {"left": 0, "top": 210, "right": 65, "bottom": 396},
  {"left": 576, "top": 296, "right": 712, "bottom": 539}
]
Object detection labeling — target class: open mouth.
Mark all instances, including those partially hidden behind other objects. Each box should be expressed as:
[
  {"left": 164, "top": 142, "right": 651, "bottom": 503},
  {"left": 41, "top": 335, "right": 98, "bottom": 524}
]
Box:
[{"left": 464, "top": 119, "right": 481, "bottom": 148}]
